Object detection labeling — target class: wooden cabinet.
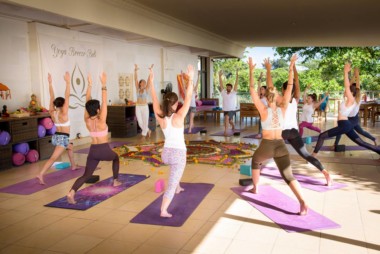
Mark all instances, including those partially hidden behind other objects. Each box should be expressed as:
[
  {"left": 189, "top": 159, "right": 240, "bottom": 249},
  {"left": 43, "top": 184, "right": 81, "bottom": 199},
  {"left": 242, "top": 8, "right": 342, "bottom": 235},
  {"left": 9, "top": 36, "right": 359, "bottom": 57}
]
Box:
[
  {"left": 0, "top": 114, "right": 55, "bottom": 170},
  {"left": 107, "top": 104, "right": 155, "bottom": 138}
]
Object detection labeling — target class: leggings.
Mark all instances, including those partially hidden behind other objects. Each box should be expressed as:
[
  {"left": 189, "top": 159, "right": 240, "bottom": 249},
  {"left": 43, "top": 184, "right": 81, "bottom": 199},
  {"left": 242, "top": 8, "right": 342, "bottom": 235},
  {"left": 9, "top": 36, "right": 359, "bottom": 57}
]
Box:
[
  {"left": 251, "top": 139, "right": 295, "bottom": 184},
  {"left": 299, "top": 121, "right": 321, "bottom": 137},
  {"left": 136, "top": 104, "right": 150, "bottom": 136},
  {"left": 313, "top": 119, "right": 380, "bottom": 154},
  {"left": 161, "top": 147, "right": 187, "bottom": 201},
  {"left": 71, "top": 143, "right": 119, "bottom": 192},
  {"left": 335, "top": 114, "right": 376, "bottom": 145},
  {"left": 282, "top": 128, "right": 325, "bottom": 171}
]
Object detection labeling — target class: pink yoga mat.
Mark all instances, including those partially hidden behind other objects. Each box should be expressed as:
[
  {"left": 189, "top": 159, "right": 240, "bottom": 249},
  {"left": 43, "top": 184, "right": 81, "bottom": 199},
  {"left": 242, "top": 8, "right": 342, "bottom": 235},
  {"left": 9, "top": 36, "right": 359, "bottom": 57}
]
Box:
[
  {"left": 260, "top": 167, "right": 347, "bottom": 192},
  {"left": 211, "top": 129, "right": 244, "bottom": 137},
  {"left": 231, "top": 185, "right": 340, "bottom": 233}
]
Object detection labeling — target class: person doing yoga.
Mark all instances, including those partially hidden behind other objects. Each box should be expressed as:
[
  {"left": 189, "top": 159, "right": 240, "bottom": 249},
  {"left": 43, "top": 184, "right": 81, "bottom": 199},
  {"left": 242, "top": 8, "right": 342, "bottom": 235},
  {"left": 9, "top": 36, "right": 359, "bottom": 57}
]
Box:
[
  {"left": 313, "top": 63, "right": 380, "bottom": 157},
  {"left": 149, "top": 64, "right": 194, "bottom": 218},
  {"left": 248, "top": 56, "right": 308, "bottom": 216},
  {"left": 67, "top": 72, "right": 121, "bottom": 204},
  {"left": 298, "top": 85, "right": 328, "bottom": 137},
  {"left": 37, "top": 72, "right": 77, "bottom": 185},
  {"left": 264, "top": 58, "right": 332, "bottom": 186}
]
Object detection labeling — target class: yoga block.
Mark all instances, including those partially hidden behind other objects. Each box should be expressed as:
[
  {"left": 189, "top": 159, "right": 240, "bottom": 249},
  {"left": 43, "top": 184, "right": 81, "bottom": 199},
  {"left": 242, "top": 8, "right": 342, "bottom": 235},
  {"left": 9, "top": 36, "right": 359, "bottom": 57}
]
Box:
[
  {"left": 240, "top": 164, "right": 252, "bottom": 176},
  {"left": 55, "top": 162, "right": 70, "bottom": 169},
  {"left": 233, "top": 132, "right": 240, "bottom": 136},
  {"left": 334, "top": 145, "right": 346, "bottom": 152},
  {"left": 155, "top": 178, "right": 165, "bottom": 193},
  {"left": 85, "top": 175, "right": 100, "bottom": 183},
  {"left": 200, "top": 129, "right": 207, "bottom": 134},
  {"left": 305, "top": 136, "right": 312, "bottom": 144},
  {"left": 239, "top": 178, "right": 253, "bottom": 186}
]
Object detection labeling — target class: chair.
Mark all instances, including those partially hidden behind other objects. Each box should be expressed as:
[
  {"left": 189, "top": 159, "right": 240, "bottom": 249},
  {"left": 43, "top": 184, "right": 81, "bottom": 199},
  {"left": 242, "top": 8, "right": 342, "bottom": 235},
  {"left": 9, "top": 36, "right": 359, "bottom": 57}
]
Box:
[
  {"left": 239, "top": 103, "right": 260, "bottom": 126},
  {"left": 371, "top": 104, "right": 380, "bottom": 126}
]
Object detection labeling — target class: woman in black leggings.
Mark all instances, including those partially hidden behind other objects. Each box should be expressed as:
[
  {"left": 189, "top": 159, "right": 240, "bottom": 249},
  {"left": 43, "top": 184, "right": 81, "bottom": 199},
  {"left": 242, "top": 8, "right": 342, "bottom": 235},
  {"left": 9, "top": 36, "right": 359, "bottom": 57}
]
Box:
[{"left": 313, "top": 64, "right": 380, "bottom": 157}]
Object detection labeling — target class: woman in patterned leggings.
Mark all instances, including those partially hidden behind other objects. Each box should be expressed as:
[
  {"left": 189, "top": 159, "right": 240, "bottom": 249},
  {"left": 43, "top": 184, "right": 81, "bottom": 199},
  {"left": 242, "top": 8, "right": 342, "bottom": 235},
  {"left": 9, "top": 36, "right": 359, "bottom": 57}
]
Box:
[{"left": 149, "top": 64, "right": 194, "bottom": 218}]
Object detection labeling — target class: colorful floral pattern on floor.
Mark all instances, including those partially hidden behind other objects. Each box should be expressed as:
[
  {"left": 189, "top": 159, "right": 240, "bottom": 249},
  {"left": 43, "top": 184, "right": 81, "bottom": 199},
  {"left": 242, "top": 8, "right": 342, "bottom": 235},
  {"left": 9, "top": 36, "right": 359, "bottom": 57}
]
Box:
[{"left": 113, "top": 139, "right": 257, "bottom": 167}]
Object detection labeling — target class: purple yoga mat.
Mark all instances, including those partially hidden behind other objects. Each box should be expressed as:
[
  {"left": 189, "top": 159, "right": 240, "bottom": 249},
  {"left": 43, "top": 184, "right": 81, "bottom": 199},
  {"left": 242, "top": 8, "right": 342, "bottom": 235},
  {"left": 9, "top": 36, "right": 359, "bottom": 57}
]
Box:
[
  {"left": 130, "top": 182, "right": 214, "bottom": 227},
  {"left": 75, "top": 141, "right": 131, "bottom": 154},
  {"left": 45, "top": 174, "right": 149, "bottom": 210},
  {"left": 0, "top": 167, "right": 85, "bottom": 195},
  {"left": 243, "top": 133, "right": 262, "bottom": 139},
  {"left": 319, "top": 145, "right": 366, "bottom": 151},
  {"left": 211, "top": 129, "right": 244, "bottom": 137},
  {"left": 260, "top": 167, "right": 347, "bottom": 192},
  {"left": 184, "top": 127, "right": 206, "bottom": 134},
  {"left": 231, "top": 185, "right": 340, "bottom": 233}
]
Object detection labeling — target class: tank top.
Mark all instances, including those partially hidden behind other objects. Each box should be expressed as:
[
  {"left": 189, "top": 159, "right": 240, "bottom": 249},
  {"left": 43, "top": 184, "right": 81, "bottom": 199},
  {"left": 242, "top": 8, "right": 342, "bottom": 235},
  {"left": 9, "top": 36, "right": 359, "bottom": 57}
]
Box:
[
  {"left": 282, "top": 98, "right": 298, "bottom": 130},
  {"left": 54, "top": 111, "right": 70, "bottom": 127},
  {"left": 339, "top": 100, "right": 356, "bottom": 117},
  {"left": 162, "top": 114, "right": 186, "bottom": 150},
  {"left": 300, "top": 103, "right": 314, "bottom": 123},
  {"left": 348, "top": 101, "right": 361, "bottom": 117},
  {"left": 261, "top": 107, "right": 284, "bottom": 130}
]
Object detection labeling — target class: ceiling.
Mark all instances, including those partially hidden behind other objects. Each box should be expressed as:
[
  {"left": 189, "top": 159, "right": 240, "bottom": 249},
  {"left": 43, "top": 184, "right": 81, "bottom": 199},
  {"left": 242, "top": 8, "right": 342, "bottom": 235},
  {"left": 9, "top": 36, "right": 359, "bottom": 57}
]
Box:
[
  {"left": 0, "top": 0, "right": 379, "bottom": 58},
  {"left": 132, "top": 0, "right": 380, "bottom": 47}
]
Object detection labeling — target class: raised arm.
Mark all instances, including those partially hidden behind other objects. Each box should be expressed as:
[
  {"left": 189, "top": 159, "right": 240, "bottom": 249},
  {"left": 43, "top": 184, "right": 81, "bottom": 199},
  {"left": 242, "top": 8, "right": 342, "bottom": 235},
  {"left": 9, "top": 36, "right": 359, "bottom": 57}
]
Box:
[
  {"left": 314, "top": 92, "right": 329, "bottom": 109},
  {"left": 354, "top": 67, "right": 361, "bottom": 103},
  {"left": 98, "top": 72, "right": 108, "bottom": 122},
  {"left": 263, "top": 58, "right": 274, "bottom": 89},
  {"left": 194, "top": 70, "right": 200, "bottom": 93},
  {"left": 134, "top": 64, "right": 139, "bottom": 91},
  {"left": 48, "top": 73, "right": 55, "bottom": 114},
  {"left": 148, "top": 66, "right": 162, "bottom": 117},
  {"left": 218, "top": 70, "right": 224, "bottom": 92},
  {"left": 62, "top": 72, "right": 71, "bottom": 114},
  {"left": 282, "top": 55, "right": 297, "bottom": 110},
  {"left": 248, "top": 57, "right": 266, "bottom": 115},
  {"left": 177, "top": 65, "right": 194, "bottom": 119},
  {"left": 293, "top": 63, "right": 301, "bottom": 103},
  {"left": 257, "top": 71, "right": 264, "bottom": 95},
  {"left": 344, "top": 63, "right": 355, "bottom": 105},
  {"left": 145, "top": 64, "right": 154, "bottom": 90},
  {"left": 233, "top": 69, "right": 239, "bottom": 92},
  {"left": 84, "top": 74, "right": 92, "bottom": 120}
]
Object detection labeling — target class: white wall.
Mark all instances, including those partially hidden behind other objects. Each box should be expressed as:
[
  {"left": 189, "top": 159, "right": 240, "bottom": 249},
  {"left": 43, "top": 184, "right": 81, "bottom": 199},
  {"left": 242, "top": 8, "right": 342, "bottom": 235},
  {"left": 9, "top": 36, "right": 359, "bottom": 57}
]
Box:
[
  {"left": 0, "top": 16, "right": 199, "bottom": 138},
  {"left": 0, "top": 16, "right": 31, "bottom": 112}
]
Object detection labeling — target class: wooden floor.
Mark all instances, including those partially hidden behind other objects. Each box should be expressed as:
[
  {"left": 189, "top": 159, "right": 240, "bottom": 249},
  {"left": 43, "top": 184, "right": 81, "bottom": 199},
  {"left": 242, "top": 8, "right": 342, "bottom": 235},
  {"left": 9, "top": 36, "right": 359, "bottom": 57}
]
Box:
[{"left": 0, "top": 114, "right": 379, "bottom": 254}]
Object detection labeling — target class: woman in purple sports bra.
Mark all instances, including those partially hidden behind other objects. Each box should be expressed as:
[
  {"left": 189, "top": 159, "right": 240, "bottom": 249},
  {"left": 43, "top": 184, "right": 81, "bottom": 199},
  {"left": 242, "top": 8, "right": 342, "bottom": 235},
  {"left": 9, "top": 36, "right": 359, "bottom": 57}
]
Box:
[
  {"left": 149, "top": 64, "right": 194, "bottom": 218},
  {"left": 37, "top": 72, "right": 77, "bottom": 185},
  {"left": 67, "top": 72, "right": 121, "bottom": 204}
]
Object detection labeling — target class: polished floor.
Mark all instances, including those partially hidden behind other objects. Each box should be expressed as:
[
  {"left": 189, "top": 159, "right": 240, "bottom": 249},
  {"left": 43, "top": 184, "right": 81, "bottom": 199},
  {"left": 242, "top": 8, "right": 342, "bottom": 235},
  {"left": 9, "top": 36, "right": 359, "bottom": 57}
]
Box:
[{"left": 0, "top": 114, "right": 379, "bottom": 254}]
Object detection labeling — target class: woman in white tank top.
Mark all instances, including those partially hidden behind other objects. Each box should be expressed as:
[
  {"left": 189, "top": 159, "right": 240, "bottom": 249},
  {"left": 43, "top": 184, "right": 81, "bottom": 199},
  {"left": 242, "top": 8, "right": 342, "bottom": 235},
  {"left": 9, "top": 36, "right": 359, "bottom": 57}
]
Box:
[{"left": 149, "top": 64, "right": 194, "bottom": 218}]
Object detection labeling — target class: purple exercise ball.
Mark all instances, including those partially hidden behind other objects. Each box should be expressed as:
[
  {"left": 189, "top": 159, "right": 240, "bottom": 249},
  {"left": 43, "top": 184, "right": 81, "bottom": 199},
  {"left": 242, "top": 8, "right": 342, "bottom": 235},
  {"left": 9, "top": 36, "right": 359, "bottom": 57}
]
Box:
[
  {"left": 37, "top": 125, "right": 46, "bottom": 138},
  {"left": 13, "top": 143, "right": 30, "bottom": 155},
  {"left": 0, "top": 131, "right": 11, "bottom": 145},
  {"left": 46, "top": 124, "right": 56, "bottom": 135}
]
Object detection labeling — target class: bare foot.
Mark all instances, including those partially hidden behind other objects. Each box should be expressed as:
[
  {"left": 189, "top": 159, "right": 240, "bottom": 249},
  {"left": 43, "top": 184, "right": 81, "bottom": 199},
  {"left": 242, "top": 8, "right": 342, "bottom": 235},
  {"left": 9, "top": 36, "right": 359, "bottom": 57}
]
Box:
[
  {"left": 224, "top": 131, "right": 228, "bottom": 136},
  {"left": 147, "top": 130, "right": 152, "bottom": 138},
  {"left": 322, "top": 170, "right": 333, "bottom": 186},
  {"left": 188, "top": 129, "right": 192, "bottom": 134},
  {"left": 70, "top": 164, "right": 79, "bottom": 171},
  {"left": 248, "top": 185, "right": 258, "bottom": 194},
  {"left": 113, "top": 179, "right": 122, "bottom": 187},
  {"left": 299, "top": 202, "right": 308, "bottom": 216},
  {"left": 160, "top": 211, "right": 173, "bottom": 218},
  {"left": 176, "top": 186, "right": 185, "bottom": 194},
  {"left": 311, "top": 152, "right": 318, "bottom": 158},
  {"left": 255, "top": 133, "right": 262, "bottom": 139},
  {"left": 67, "top": 192, "right": 76, "bottom": 204},
  {"left": 36, "top": 175, "right": 45, "bottom": 185},
  {"left": 374, "top": 139, "right": 377, "bottom": 146}
]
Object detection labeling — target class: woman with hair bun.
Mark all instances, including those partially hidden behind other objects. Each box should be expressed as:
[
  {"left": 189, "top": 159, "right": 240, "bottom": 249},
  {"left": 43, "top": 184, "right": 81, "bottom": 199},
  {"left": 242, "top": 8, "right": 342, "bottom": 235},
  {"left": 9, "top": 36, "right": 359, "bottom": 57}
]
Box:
[{"left": 149, "top": 64, "right": 194, "bottom": 218}]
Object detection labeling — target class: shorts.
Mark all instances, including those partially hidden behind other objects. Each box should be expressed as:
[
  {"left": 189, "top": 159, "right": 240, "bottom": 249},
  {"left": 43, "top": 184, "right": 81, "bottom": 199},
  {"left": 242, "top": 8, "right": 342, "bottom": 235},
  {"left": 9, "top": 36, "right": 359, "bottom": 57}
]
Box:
[
  {"left": 189, "top": 107, "right": 197, "bottom": 113},
  {"left": 52, "top": 132, "right": 70, "bottom": 148},
  {"left": 224, "top": 111, "right": 236, "bottom": 119}
]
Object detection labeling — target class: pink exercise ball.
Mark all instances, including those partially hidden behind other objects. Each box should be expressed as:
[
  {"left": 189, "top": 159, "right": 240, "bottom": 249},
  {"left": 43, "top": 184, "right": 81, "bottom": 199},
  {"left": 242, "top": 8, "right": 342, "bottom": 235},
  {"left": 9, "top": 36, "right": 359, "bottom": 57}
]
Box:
[
  {"left": 13, "top": 143, "right": 30, "bottom": 155},
  {"left": 46, "top": 124, "right": 56, "bottom": 135},
  {"left": 39, "top": 117, "right": 54, "bottom": 130},
  {"left": 12, "top": 153, "right": 25, "bottom": 166},
  {"left": 26, "top": 149, "right": 39, "bottom": 163},
  {"left": 0, "top": 131, "right": 11, "bottom": 145},
  {"left": 37, "top": 125, "right": 46, "bottom": 138}
]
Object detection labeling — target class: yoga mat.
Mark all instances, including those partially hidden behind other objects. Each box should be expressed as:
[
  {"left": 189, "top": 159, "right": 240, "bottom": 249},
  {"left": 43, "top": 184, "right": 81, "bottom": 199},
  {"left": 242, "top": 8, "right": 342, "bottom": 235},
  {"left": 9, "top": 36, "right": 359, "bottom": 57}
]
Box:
[
  {"left": 290, "top": 154, "right": 380, "bottom": 166},
  {"left": 210, "top": 129, "right": 244, "bottom": 137},
  {"left": 45, "top": 174, "right": 149, "bottom": 210},
  {"left": 75, "top": 141, "right": 130, "bottom": 154},
  {"left": 242, "top": 133, "right": 262, "bottom": 139},
  {"left": 285, "top": 136, "right": 333, "bottom": 144},
  {"left": 319, "top": 145, "right": 366, "bottom": 151},
  {"left": 231, "top": 185, "right": 340, "bottom": 233},
  {"left": 130, "top": 182, "right": 214, "bottom": 227},
  {"left": 260, "top": 167, "right": 347, "bottom": 192},
  {"left": 0, "top": 167, "right": 85, "bottom": 195},
  {"left": 184, "top": 126, "right": 206, "bottom": 134}
]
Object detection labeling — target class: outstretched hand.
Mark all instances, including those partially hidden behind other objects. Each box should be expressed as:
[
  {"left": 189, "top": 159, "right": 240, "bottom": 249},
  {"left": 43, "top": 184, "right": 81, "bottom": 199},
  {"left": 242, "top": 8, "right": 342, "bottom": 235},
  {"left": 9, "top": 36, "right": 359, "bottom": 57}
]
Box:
[
  {"left": 134, "top": 64, "right": 139, "bottom": 72},
  {"left": 186, "top": 65, "right": 194, "bottom": 81},
  {"left": 248, "top": 57, "right": 256, "bottom": 71},
  {"left": 64, "top": 72, "right": 70, "bottom": 84},
  {"left": 148, "top": 64, "right": 154, "bottom": 81},
  {"left": 48, "top": 73, "right": 52, "bottom": 84},
  {"left": 289, "top": 54, "right": 298, "bottom": 70},
  {"left": 87, "top": 74, "right": 92, "bottom": 86},
  {"left": 263, "top": 58, "right": 271, "bottom": 70},
  {"left": 218, "top": 70, "right": 223, "bottom": 76},
  {"left": 100, "top": 72, "right": 107, "bottom": 87},
  {"left": 344, "top": 62, "right": 351, "bottom": 73}
]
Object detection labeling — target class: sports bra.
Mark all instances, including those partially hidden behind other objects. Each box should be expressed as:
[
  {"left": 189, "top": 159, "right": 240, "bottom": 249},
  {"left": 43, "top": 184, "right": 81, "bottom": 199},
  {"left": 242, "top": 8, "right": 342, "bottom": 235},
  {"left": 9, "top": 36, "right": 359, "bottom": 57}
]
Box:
[
  {"left": 261, "top": 107, "right": 284, "bottom": 130},
  {"left": 89, "top": 119, "right": 108, "bottom": 138},
  {"left": 54, "top": 111, "right": 70, "bottom": 127},
  {"left": 137, "top": 90, "right": 148, "bottom": 100},
  {"left": 339, "top": 100, "right": 356, "bottom": 117}
]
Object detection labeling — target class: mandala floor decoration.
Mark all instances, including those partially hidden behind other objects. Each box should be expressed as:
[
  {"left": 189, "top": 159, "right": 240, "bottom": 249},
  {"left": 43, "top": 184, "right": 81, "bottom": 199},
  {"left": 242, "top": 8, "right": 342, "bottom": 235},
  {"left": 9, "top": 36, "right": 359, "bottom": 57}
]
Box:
[{"left": 113, "top": 139, "right": 256, "bottom": 167}]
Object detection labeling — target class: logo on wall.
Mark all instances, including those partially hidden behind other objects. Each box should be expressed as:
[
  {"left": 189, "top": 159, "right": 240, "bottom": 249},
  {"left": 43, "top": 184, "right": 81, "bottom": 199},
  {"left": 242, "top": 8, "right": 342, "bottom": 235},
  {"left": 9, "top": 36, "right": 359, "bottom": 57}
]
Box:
[
  {"left": 69, "top": 64, "right": 86, "bottom": 109},
  {"left": 118, "top": 73, "right": 133, "bottom": 101}
]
